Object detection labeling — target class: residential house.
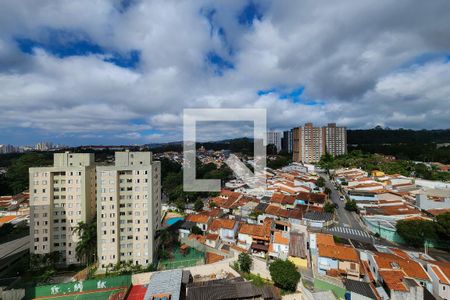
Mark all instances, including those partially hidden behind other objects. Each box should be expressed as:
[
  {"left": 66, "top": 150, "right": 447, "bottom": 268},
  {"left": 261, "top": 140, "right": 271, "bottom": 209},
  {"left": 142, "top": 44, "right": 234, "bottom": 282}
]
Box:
[
  {"left": 209, "top": 218, "right": 239, "bottom": 244},
  {"left": 237, "top": 219, "right": 272, "bottom": 258},
  {"left": 313, "top": 233, "right": 361, "bottom": 280},
  {"left": 295, "top": 192, "right": 326, "bottom": 208},
  {"left": 205, "top": 233, "right": 220, "bottom": 248},
  {"left": 269, "top": 231, "right": 289, "bottom": 260},
  {"left": 426, "top": 261, "right": 450, "bottom": 300},
  {"left": 185, "top": 214, "right": 211, "bottom": 232},
  {"left": 178, "top": 220, "right": 196, "bottom": 240},
  {"left": 288, "top": 232, "right": 308, "bottom": 269},
  {"left": 366, "top": 251, "right": 432, "bottom": 292},
  {"left": 377, "top": 270, "right": 424, "bottom": 300},
  {"left": 303, "top": 211, "right": 334, "bottom": 228}
]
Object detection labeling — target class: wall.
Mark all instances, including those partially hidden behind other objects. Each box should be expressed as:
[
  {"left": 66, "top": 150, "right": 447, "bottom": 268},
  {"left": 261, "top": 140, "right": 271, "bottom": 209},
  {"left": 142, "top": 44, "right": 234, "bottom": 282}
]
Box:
[
  {"left": 317, "top": 256, "right": 338, "bottom": 275},
  {"left": 313, "top": 278, "right": 346, "bottom": 299}
]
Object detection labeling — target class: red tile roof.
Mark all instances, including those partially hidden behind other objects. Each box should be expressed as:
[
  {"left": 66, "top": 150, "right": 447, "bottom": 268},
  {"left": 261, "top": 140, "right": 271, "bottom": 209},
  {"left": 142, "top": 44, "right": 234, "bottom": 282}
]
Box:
[
  {"left": 271, "top": 193, "right": 296, "bottom": 205},
  {"left": 374, "top": 252, "right": 430, "bottom": 281},
  {"left": 297, "top": 192, "right": 326, "bottom": 204},
  {"left": 206, "top": 252, "right": 225, "bottom": 264},
  {"left": 209, "top": 218, "right": 237, "bottom": 231},
  {"left": 378, "top": 270, "right": 409, "bottom": 292},
  {"left": 186, "top": 214, "right": 211, "bottom": 224}
]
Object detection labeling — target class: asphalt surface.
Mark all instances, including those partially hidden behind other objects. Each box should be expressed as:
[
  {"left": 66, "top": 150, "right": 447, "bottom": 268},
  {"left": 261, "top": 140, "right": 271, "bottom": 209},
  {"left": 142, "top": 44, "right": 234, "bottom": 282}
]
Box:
[
  {"left": 323, "top": 174, "right": 364, "bottom": 231},
  {"left": 0, "top": 235, "right": 30, "bottom": 260}
]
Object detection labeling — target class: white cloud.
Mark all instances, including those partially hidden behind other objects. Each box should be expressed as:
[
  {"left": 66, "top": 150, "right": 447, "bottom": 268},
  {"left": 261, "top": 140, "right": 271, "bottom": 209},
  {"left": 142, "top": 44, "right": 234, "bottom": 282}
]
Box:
[{"left": 0, "top": 0, "right": 449, "bottom": 145}]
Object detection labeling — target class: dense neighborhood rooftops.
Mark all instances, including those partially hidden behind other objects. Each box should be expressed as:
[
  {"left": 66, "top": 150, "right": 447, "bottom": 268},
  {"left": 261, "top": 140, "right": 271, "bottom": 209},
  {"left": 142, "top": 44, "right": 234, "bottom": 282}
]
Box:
[
  {"left": 273, "top": 231, "right": 289, "bottom": 245},
  {"left": 297, "top": 191, "right": 326, "bottom": 204},
  {"left": 270, "top": 193, "right": 296, "bottom": 205},
  {"left": 186, "top": 278, "right": 280, "bottom": 300},
  {"left": 303, "top": 211, "right": 333, "bottom": 221},
  {"left": 186, "top": 214, "right": 211, "bottom": 224},
  {"left": 373, "top": 252, "right": 430, "bottom": 281},
  {"left": 378, "top": 270, "right": 410, "bottom": 292},
  {"left": 365, "top": 204, "right": 421, "bottom": 216},
  {"left": 289, "top": 232, "right": 306, "bottom": 258},
  {"left": 238, "top": 223, "right": 269, "bottom": 239},
  {"left": 209, "top": 218, "right": 237, "bottom": 231},
  {"left": 144, "top": 269, "right": 183, "bottom": 300},
  {"left": 343, "top": 278, "right": 378, "bottom": 299},
  {"left": 319, "top": 243, "right": 359, "bottom": 262},
  {"left": 316, "top": 233, "right": 359, "bottom": 262}
]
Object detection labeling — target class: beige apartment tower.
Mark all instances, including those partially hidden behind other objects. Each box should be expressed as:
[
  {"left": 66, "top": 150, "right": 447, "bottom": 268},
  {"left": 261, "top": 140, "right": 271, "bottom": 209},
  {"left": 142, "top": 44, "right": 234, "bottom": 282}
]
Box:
[
  {"left": 293, "top": 123, "right": 347, "bottom": 163},
  {"left": 97, "top": 151, "right": 161, "bottom": 270},
  {"left": 29, "top": 152, "right": 96, "bottom": 265}
]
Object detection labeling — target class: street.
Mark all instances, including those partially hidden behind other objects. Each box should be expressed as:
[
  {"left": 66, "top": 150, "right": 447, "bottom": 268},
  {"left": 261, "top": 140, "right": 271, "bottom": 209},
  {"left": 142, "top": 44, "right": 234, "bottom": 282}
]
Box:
[{"left": 323, "top": 174, "right": 364, "bottom": 231}]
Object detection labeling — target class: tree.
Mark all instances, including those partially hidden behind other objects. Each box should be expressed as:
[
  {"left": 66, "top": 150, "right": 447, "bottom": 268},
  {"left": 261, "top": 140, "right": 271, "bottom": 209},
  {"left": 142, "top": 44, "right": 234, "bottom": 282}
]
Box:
[
  {"left": 324, "top": 202, "right": 336, "bottom": 213},
  {"left": 194, "top": 199, "right": 204, "bottom": 212},
  {"left": 238, "top": 252, "right": 252, "bottom": 273},
  {"left": 4, "top": 153, "right": 52, "bottom": 195},
  {"left": 175, "top": 199, "right": 186, "bottom": 211},
  {"left": 191, "top": 225, "right": 203, "bottom": 235},
  {"left": 324, "top": 187, "right": 332, "bottom": 197},
  {"left": 345, "top": 200, "right": 358, "bottom": 212},
  {"left": 72, "top": 218, "right": 97, "bottom": 266},
  {"left": 436, "top": 212, "right": 450, "bottom": 239},
  {"left": 269, "top": 259, "right": 300, "bottom": 292},
  {"left": 396, "top": 219, "right": 437, "bottom": 248},
  {"left": 316, "top": 177, "right": 325, "bottom": 188}
]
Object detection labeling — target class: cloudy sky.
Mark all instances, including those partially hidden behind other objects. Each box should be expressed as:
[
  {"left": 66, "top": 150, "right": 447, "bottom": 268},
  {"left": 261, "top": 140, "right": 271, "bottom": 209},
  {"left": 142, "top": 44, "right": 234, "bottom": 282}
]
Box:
[{"left": 1, "top": 0, "right": 450, "bottom": 145}]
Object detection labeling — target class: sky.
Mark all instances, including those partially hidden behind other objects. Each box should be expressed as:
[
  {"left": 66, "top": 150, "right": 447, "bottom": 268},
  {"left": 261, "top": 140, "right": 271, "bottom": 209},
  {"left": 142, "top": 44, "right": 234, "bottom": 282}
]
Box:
[{"left": 1, "top": 0, "right": 450, "bottom": 146}]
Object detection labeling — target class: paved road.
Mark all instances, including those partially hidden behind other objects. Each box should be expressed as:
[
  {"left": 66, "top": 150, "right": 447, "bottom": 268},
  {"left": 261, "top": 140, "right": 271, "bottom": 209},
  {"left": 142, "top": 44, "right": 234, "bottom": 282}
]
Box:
[
  {"left": 323, "top": 174, "right": 364, "bottom": 230},
  {"left": 0, "top": 235, "right": 30, "bottom": 260},
  {"left": 324, "top": 226, "right": 372, "bottom": 243}
]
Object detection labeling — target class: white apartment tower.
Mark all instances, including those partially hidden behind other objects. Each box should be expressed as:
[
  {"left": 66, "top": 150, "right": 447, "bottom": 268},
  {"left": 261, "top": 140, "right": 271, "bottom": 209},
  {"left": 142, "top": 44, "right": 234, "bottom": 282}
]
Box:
[
  {"left": 97, "top": 151, "right": 161, "bottom": 270},
  {"left": 29, "top": 152, "right": 96, "bottom": 265},
  {"left": 267, "top": 131, "right": 283, "bottom": 153}
]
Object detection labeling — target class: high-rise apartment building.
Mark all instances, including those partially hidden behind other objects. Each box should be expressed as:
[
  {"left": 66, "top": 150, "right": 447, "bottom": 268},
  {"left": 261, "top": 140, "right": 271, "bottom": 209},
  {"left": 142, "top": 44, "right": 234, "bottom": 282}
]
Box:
[
  {"left": 292, "top": 123, "right": 346, "bottom": 163},
  {"left": 29, "top": 152, "right": 96, "bottom": 265},
  {"left": 323, "top": 123, "right": 347, "bottom": 158},
  {"left": 97, "top": 151, "right": 161, "bottom": 270},
  {"left": 266, "top": 131, "right": 283, "bottom": 153},
  {"left": 281, "top": 130, "right": 293, "bottom": 153}
]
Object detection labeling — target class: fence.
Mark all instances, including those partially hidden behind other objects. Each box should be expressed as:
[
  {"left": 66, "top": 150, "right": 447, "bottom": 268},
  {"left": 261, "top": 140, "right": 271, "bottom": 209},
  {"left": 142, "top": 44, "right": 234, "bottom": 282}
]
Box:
[{"left": 24, "top": 275, "right": 131, "bottom": 299}]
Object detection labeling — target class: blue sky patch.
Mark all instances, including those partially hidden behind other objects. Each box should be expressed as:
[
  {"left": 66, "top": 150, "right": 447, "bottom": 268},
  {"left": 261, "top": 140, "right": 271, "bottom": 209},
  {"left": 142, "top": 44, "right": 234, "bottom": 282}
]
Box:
[
  {"left": 15, "top": 30, "right": 140, "bottom": 69},
  {"left": 118, "top": 0, "right": 135, "bottom": 13},
  {"left": 206, "top": 51, "right": 234, "bottom": 75},
  {"left": 238, "top": 1, "right": 263, "bottom": 26},
  {"left": 200, "top": 7, "right": 234, "bottom": 55},
  {"left": 257, "top": 86, "right": 322, "bottom": 106}
]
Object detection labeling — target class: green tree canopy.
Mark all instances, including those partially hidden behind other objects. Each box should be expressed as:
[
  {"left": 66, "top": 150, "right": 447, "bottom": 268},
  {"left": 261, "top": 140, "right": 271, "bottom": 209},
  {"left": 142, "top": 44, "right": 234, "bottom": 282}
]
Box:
[
  {"left": 269, "top": 259, "right": 300, "bottom": 292},
  {"left": 324, "top": 202, "right": 336, "bottom": 213},
  {"left": 345, "top": 200, "right": 358, "bottom": 212},
  {"left": 238, "top": 252, "right": 253, "bottom": 273},
  {"left": 72, "top": 218, "right": 97, "bottom": 266},
  {"left": 316, "top": 177, "right": 325, "bottom": 188},
  {"left": 194, "top": 199, "right": 204, "bottom": 212},
  {"left": 396, "top": 219, "right": 438, "bottom": 248}
]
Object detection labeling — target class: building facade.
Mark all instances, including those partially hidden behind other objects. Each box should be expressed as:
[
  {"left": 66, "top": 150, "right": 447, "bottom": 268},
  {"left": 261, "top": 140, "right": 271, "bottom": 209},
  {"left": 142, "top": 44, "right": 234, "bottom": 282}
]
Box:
[
  {"left": 266, "top": 131, "right": 282, "bottom": 153},
  {"left": 293, "top": 123, "right": 347, "bottom": 163},
  {"left": 281, "top": 130, "right": 293, "bottom": 153},
  {"left": 29, "top": 152, "right": 96, "bottom": 265},
  {"left": 97, "top": 151, "right": 161, "bottom": 270}
]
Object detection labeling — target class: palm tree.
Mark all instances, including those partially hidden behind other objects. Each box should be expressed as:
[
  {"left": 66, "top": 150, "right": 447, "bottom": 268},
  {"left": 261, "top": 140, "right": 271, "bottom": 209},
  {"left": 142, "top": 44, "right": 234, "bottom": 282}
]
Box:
[{"left": 72, "top": 217, "right": 97, "bottom": 266}]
